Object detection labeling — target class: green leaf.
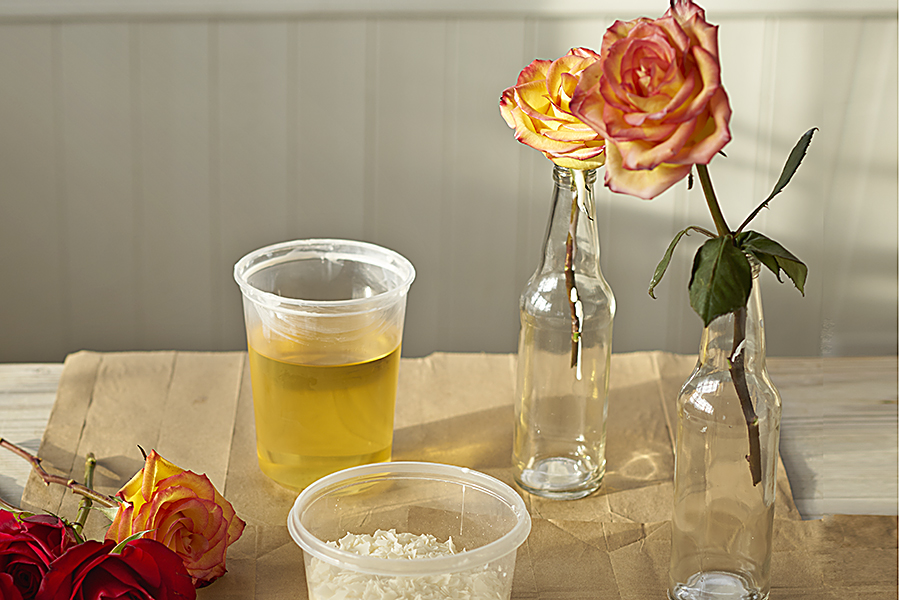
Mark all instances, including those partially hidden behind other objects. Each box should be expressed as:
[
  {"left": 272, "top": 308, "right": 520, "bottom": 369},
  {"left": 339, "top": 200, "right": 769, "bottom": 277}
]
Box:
[
  {"left": 649, "top": 228, "right": 692, "bottom": 299},
  {"left": 736, "top": 230, "right": 808, "bottom": 295},
  {"left": 648, "top": 226, "right": 717, "bottom": 299},
  {"left": 765, "top": 128, "right": 816, "bottom": 205},
  {"left": 689, "top": 237, "right": 753, "bottom": 326},
  {"left": 736, "top": 128, "right": 817, "bottom": 234}
]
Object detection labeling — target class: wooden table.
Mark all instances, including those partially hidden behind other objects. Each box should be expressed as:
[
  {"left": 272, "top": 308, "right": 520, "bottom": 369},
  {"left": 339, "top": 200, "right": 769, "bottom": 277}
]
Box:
[{"left": 1, "top": 355, "right": 897, "bottom": 520}]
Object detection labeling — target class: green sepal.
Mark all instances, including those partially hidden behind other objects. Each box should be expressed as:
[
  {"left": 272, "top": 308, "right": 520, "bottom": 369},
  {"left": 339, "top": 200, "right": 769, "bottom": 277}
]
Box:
[
  {"left": 110, "top": 529, "right": 155, "bottom": 555},
  {"left": 689, "top": 237, "right": 753, "bottom": 326},
  {"left": 92, "top": 504, "right": 121, "bottom": 522},
  {"left": 736, "top": 231, "right": 807, "bottom": 295}
]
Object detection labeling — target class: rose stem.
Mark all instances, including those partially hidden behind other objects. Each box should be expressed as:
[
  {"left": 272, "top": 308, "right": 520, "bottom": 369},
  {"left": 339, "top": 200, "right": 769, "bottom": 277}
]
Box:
[
  {"left": 696, "top": 164, "right": 763, "bottom": 486},
  {"left": 0, "top": 495, "right": 24, "bottom": 513},
  {"left": 729, "top": 308, "right": 763, "bottom": 486},
  {"left": 0, "top": 438, "right": 116, "bottom": 508},
  {"left": 696, "top": 165, "right": 730, "bottom": 238},
  {"left": 73, "top": 453, "right": 97, "bottom": 535},
  {"left": 564, "top": 169, "right": 582, "bottom": 370}
]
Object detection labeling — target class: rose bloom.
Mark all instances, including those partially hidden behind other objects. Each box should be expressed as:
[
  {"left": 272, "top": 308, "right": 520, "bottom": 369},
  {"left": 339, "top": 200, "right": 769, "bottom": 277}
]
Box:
[
  {"left": 36, "top": 539, "right": 195, "bottom": 600},
  {"left": 0, "top": 511, "right": 78, "bottom": 600},
  {"left": 570, "top": 0, "right": 731, "bottom": 199},
  {"left": 105, "top": 451, "right": 245, "bottom": 588},
  {"left": 500, "top": 47, "right": 606, "bottom": 169}
]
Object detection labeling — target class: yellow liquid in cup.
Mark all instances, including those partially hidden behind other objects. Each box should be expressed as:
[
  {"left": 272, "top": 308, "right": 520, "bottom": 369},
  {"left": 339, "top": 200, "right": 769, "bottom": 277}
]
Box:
[{"left": 248, "top": 334, "right": 400, "bottom": 491}]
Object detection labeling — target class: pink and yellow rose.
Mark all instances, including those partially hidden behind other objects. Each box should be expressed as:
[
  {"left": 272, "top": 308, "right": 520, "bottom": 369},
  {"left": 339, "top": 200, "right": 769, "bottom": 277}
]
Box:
[
  {"left": 105, "top": 450, "right": 245, "bottom": 588},
  {"left": 570, "top": 0, "right": 731, "bottom": 199},
  {"left": 499, "top": 47, "right": 606, "bottom": 169}
]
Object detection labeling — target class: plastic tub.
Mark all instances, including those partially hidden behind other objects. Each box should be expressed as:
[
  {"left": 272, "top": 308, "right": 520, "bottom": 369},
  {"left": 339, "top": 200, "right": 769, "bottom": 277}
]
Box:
[{"left": 287, "top": 461, "right": 532, "bottom": 600}]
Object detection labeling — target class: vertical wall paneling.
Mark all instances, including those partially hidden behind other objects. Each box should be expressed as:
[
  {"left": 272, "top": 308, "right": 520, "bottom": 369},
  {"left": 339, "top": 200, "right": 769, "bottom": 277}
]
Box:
[
  {"left": 0, "top": 25, "right": 62, "bottom": 362},
  {"left": 532, "top": 16, "right": 608, "bottom": 59},
  {"left": 136, "top": 22, "right": 214, "bottom": 351},
  {"left": 761, "top": 20, "right": 827, "bottom": 357},
  {"left": 437, "top": 19, "right": 460, "bottom": 351},
  {"left": 0, "top": 0, "right": 895, "bottom": 19},
  {"left": 294, "top": 19, "right": 368, "bottom": 239},
  {"left": 511, "top": 18, "right": 545, "bottom": 297},
  {"left": 0, "top": 10, "right": 894, "bottom": 362},
  {"left": 442, "top": 19, "right": 528, "bottom": 353},
  {"left": 715, "top": 18, "right": 768, "bottom": 224},
  {"left": 821, "top": 19, "right": 898, "bottom": 355},
  {"left": 216, "top": 21, "right": 291, "bottom": 349},
  {"left": 369, "top": 19, "right": 448, "bottom": 357},
  {"left": 59, "top": 24, "right": 137, "bottom": 353}
]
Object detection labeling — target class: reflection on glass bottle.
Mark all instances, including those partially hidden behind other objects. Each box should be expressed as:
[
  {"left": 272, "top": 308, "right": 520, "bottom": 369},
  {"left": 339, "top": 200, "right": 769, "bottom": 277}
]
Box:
[
  {"left": 513, "top": 166, "right": 615, "bottom": 500},
  {"left": 669, "top": 261, "right": 781, "bottom": 600}
]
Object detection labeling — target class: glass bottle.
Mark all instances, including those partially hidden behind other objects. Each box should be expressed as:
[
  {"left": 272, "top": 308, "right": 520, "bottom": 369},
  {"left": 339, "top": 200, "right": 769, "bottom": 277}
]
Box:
[
  {"left": 512, "top": 165, "right": 616, "bottom": 500},
  {"left": 669, "top": 260, "right": 781, "bottom": 600}
]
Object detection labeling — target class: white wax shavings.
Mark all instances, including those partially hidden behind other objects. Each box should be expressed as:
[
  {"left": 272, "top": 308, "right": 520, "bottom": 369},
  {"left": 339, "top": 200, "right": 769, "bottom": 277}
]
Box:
[
  {"left": 306, "top": 529, "right": 506, "bottom": 600},
  {"left": 329, "top": 529, "right": 458, "bottom": 560}
]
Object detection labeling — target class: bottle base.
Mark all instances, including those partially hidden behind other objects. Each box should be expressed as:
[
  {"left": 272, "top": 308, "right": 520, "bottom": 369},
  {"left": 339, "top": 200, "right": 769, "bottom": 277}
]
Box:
[
  {"left": 669, "top": 571, "right": 767, "bottom": 600},
  {"left": 515, "top": 457, "right": 602, "bottom": 500}
]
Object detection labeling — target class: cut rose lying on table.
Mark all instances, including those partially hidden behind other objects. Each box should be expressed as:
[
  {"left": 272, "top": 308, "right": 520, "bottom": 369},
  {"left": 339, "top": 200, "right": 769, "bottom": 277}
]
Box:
[{"left": 0, "top": 440, "right": 245, "bottom": 600}]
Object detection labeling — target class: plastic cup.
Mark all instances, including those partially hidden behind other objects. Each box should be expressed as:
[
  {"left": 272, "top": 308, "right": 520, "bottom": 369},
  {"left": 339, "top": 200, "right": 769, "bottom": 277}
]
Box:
[
  {"left": 287, "top": 461, "right": 532, "bottom": 600},
  {"left": 234, "top": 239, "right": 415, "bottom": 491}
]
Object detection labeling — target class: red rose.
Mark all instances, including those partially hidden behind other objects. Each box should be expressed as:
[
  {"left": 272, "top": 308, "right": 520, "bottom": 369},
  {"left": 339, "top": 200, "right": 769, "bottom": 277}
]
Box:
[
  {"left": 36, "top": 539, "right": 195, "bottom": 600},
  {"left": 0, "top": 511, "right": 78, "bottom": 599},
  {"left": 1, "top": 573, "right": 24, "bottom": 600}
]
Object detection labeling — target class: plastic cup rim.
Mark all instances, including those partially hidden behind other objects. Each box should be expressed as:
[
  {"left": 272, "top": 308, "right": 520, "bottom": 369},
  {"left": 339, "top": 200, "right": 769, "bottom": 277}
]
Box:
[
  {"left": 233, "top": 238, "right": 416, "bottom": 314},
  {"left": 286, "top": 461, "right": 532, "bottom": 576}
]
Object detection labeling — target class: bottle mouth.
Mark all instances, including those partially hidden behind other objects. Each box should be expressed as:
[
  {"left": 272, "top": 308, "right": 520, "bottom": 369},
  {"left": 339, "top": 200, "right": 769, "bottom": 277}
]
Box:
[{"left": 552, "top": 164, "right": 597, "bottom": 184}]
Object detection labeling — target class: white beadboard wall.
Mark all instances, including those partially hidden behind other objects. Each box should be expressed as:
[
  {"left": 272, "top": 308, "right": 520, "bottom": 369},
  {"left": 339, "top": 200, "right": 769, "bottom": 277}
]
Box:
[{"left": 0, "top": 3, "right": 896, "bottom": 362}]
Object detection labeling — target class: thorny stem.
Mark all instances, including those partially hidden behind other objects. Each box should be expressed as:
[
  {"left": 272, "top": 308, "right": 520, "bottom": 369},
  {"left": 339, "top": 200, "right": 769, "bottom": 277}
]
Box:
[
  {"left": 728, "top": 308, "right": 763, "bottom": 486},
  {"left": 0, "top": 438, "right": 117, "bottom": 508},
  {"left": 0, "top": 495, "right": 25, "bottom": 514},
  {"left": 696, "top": 163, "right": 763, "bottom": 486},
  {"left": 73, "top": 453, "right": 97, "bottom": 535}
]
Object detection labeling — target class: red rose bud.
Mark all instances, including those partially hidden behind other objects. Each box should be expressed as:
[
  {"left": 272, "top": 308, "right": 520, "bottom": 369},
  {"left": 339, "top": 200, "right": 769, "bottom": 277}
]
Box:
[{"left": 0, "top": 511, "right": 78, "bottom": 600}]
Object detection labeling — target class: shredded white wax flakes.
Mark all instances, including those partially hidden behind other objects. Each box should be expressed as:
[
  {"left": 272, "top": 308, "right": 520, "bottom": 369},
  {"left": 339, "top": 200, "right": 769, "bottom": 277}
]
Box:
[{"left": 306, "top": 529, "right": 506, "bottom": 600}]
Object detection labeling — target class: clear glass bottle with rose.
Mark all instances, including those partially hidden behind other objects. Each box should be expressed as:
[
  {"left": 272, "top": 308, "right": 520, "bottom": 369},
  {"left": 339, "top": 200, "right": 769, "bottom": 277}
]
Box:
[
  {"left": 500, "top": 48, "right": 616, "bottom": 500},
  {"left": 565, "top": 2, "right": 814, "bottom": 599}
]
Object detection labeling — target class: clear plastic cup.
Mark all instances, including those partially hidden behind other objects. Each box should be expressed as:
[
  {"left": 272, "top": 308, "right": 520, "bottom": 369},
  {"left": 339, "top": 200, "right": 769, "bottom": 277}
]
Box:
[
  {"left": 287, "top": 461, "right": 532, "bottom": 600},
  {"left": 234, "top": 239, "right": 415, "bottom": 491}
]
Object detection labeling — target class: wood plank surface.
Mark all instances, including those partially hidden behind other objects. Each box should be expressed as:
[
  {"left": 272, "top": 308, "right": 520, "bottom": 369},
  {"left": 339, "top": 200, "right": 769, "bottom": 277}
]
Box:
[
  {"left": 0, "top": 363, "right": 64, "bottom": 506},
  {"left": 0, "top": 355, "right": 896, "bottom": 521}
]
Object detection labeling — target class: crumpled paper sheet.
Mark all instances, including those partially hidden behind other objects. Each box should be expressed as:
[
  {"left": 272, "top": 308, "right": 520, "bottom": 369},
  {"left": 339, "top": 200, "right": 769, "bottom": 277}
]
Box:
[{"left": 21, "top": 351, "right": 898, "bottom": 599}]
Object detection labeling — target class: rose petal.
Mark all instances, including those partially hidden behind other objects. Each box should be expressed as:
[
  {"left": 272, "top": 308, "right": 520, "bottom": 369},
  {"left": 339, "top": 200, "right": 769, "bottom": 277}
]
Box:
[
  {"left": 604, "top": 142, "right": 691, "bottom": 199},
  {"left": 516, "top": 58, "right": 551, "bottom": 86},
  {"left": 667, "top": 88, "right": 731, "bottom": 165}
]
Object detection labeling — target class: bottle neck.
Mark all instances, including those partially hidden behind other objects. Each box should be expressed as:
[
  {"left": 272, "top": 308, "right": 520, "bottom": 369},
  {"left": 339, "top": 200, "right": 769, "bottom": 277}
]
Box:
[
  {"left": 698, "top": 262, "right": 768, "bottom": 372},
  {"left": 537, "top": 166, "right": 601, "bottom": 276}
]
